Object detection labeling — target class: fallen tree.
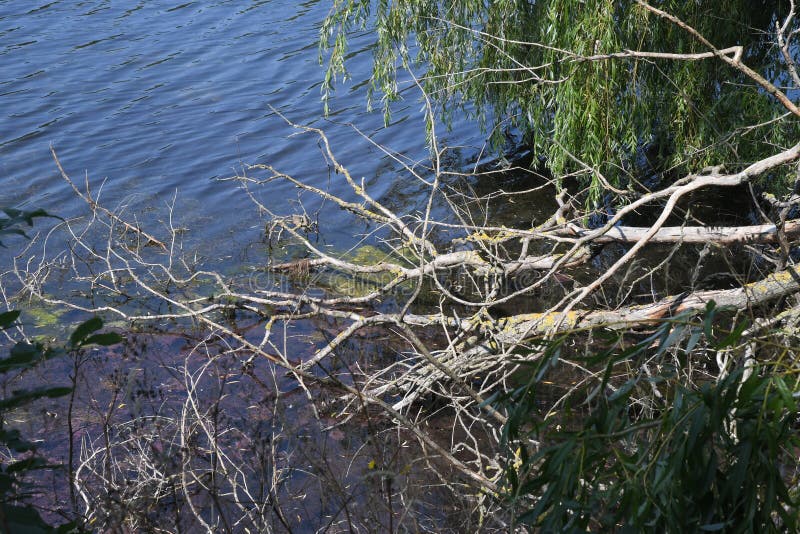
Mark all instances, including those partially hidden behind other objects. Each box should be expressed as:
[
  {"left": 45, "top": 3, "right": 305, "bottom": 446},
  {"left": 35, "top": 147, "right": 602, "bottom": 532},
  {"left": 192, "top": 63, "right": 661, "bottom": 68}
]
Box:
[
  {"left": 556, "top": 219, "right": 800, "bottom": 245},
  {"left": 6, "top": 1, "right": 800, "bottom": 530}
]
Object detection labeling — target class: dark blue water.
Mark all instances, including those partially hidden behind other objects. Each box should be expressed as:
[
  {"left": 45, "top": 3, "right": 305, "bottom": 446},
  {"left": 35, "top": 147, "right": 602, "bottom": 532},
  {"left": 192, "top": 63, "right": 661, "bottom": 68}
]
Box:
[
  {"left": 0, "top": 0, "right": 484, "bottom": 258},
  {"left": 0, "top": 5, "right": 504, "bottom": 529}
]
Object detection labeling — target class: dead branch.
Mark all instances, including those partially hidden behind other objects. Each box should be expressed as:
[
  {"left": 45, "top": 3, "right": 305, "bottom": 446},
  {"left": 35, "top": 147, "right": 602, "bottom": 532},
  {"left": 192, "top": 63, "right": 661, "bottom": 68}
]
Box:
[
  {"left": 10, "top": 6, "right": 800, "bottom": 521},
  {"left": 555, "top": 220, "right": 800, "bottom": 245},
  {"left": 50, "top": 146, "right": 168, "bottom": 251},
  {"left": 400, "top": 262, "right": 800, "bottom": 341}
]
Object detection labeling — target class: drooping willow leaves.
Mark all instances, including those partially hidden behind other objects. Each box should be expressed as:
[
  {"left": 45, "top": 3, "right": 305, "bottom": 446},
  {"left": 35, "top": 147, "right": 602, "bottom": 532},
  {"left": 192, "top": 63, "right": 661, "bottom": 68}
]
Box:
[{"left": 321, "top": 1, "right": 797, "bottom": 200}]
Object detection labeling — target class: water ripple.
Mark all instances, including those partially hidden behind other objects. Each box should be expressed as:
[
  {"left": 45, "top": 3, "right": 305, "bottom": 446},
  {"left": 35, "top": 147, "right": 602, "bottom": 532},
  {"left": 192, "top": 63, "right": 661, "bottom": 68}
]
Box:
[{"left": 0, "top": 0, "right": 481, "bottom": 258}]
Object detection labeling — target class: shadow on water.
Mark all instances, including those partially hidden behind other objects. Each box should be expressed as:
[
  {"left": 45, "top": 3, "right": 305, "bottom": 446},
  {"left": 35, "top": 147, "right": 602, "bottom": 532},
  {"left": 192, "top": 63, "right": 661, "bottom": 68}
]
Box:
[{"left": 5, "top": 317, "right": 477, "bottom": 531}]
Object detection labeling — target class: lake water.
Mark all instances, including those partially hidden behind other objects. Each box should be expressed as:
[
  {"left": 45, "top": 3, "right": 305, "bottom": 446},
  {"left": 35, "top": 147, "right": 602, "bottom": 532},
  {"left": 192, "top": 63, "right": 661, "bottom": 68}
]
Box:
[
  {"left": 0, "top": 0, "right": 487, "bottom": 258},
  {"left": 0, "top": 2, "right": 494, "bottom": 530}
]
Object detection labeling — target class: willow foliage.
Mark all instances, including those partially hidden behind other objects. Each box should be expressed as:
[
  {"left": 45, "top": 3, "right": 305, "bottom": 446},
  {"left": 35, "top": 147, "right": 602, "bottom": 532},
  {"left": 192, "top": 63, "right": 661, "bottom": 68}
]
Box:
[{"left": 322, "top": 1, "right": 796, "bottom": 199}]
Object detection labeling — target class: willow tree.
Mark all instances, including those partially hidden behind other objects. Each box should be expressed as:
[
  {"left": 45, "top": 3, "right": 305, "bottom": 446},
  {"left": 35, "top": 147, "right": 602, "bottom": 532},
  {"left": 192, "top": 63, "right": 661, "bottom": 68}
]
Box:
[{"left": 322, "top": 0, "right": 796, "bottom": 202}]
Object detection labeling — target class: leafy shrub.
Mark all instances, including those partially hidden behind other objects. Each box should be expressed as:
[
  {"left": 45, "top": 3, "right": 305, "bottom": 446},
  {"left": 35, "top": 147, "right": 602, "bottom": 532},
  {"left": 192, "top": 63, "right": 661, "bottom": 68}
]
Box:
[{"left": 500, "top": 306, "right": 799, "bottom": 532}]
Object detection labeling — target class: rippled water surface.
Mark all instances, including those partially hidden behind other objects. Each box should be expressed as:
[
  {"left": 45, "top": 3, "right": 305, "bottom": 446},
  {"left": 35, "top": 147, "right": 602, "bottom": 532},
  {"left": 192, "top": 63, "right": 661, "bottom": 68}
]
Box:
[
  {"left": 0, "top": 0, "right": 483, "bottom": 256},
  {"left": 0, "top": 3, "right": 492, "bottom": 529}
]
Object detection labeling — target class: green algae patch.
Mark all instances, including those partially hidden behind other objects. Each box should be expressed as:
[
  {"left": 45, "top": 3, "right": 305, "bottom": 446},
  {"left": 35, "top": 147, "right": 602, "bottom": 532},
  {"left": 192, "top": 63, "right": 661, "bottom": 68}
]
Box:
[
  {"left": 25, "top": 304, "right": 65, "bottom": 329},
  {"left": 308, "top": 244, "right": 422, "bottom": 298},
  {"left": 348, "top": 245, "right": 389, "bottom": 267},
  {"left": 331, "top": 245, "right": 404, "bottom": 297},
  {"left": 463, "top": 229, "right": 516, "bottom": 245},
  {"left": 16, "top": 296, "right": 73, "bottom": 337},
  {"left": 15, "top": 298, "right": 92, "bottom": 343},
  {"left": 320, "top": 273, "right": 382, "bottom": 298},
  {"left": 348, "top": 243, "right": 422, "bottom": 268}
]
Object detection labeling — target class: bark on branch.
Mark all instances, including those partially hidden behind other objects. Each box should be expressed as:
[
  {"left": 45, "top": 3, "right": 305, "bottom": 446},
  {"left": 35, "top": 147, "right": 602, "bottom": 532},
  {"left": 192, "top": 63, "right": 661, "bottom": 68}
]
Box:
[
  {"left": 401, "top": 262, "right": 800, "bottom": 343},
  {"left": 556, "top": 220, "right": 800, "bottom": 244}
]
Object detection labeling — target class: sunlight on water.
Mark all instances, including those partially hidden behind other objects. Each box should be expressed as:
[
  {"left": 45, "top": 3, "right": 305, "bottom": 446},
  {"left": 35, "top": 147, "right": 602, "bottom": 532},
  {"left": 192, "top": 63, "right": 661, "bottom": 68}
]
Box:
[{"left": 0, "top": 0, "right": 484, "bottom": 259}]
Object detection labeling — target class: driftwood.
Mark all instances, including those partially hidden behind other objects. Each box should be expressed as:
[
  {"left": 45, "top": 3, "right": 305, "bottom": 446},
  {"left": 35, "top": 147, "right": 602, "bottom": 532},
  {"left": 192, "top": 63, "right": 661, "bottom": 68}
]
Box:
[
  {"left": 395, "top": 262, "right": 800, "bottom": 350},
  {"left": 10, "top": 3, "right": 800, "bottom": 521},
  {"left": 271, "top": 247, "right": 593, "bottom": 277},
  {"left": 370, "top": 264, "right": 800, "bottom": 410},
  {"left": 555, "top": 220, "right": 800, "bottom": 245},
  {"left": 476, "top": 263, "right": 800, "bottom": 340}
]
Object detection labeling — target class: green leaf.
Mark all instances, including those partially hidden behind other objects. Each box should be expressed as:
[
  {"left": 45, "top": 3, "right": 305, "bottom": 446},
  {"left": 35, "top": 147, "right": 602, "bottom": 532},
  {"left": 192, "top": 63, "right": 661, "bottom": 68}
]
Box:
[
  {"left": 608, "top": 377, "right": 637, "bottom": 402},
  {"left": 715, "top": 319, "right": 749, "bottom": 349},
  {"left": 655, "top": 324, "right": 687, "bottom": 357},
  {"left": 685, "top": 327, "right": 702, "bottom": 353},
  {"left": 0, "top": 428, "right": 34, "bottom": 453},
  {"left": 69, "top": 317, "right": 104, "bottom": 347},
  {"left": 0, "top": 311, "right": 20, "bottom": 330},
  {"left": 703, "top": 301, "right": 717, "bottom": 338},
  {"left": 0, "top": 343, "right": 45, "bottom": 373},
  {"left": 0, "top": 208, "right": 53, "bottom": 248},
  {"left": 83, "top": 332, "right": 123, "bottom": 346},
  {"left": 773, "top": 376, "right": 796, "bottom": 412},
  {"left": 1, "top": 502, "right": 55, "bottom": 533},
  {"left": 0, "top": 387, "right": 73, "bottom": 410},
  {"left": 6, "top": 457, "right": 56, "bottom": 474}
]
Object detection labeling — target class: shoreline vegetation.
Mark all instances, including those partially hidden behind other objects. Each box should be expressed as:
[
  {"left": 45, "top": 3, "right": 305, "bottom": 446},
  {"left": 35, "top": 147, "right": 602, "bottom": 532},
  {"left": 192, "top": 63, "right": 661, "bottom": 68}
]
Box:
[{"left": 3, "top": 1, "right": 800, "bottom": 531}]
